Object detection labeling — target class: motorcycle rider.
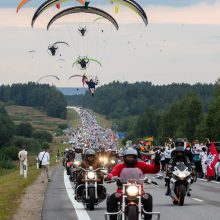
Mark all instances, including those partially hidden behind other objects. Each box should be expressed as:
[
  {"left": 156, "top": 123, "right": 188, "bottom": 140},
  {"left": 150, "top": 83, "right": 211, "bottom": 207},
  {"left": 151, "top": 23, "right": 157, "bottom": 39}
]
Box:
[
  {"left": 65, "top": 148, "right": 75, "bottom": 175},
  {"left": 165, "top": 138, "right": 192, "bottom": 196},
  {"left": 105, "top": 148, "right": 160, "bottom": 220},
  {"left": 184, "top": 143, "right": 194, "bottom": 162},
  {"left": 74, "top": 145, "right": 83, "bottom": 162},
  {"left": 75, "top": 149, "right": 105, "bottom": 200}
]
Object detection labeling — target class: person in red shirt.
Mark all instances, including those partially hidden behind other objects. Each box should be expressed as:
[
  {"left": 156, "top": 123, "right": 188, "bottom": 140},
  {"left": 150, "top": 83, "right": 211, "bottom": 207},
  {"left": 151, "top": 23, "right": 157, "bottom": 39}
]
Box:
[{"left": 105, "top": 148, "right": 160, "bottom": 220}]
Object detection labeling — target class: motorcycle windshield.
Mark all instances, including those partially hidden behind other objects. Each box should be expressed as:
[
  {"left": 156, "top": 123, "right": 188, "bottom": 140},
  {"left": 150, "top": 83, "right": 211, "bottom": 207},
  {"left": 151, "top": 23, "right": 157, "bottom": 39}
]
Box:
[
  {"left": 119, "top": 168, "right": 144, "bottom": 184},
  {"left": 175, "top": 162, "right": 187, "bottom": 171}
]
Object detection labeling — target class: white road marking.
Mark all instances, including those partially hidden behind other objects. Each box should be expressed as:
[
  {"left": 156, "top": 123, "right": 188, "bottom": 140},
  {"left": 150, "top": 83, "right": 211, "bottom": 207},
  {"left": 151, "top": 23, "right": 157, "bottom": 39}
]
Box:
[
  {"left": 192, "top": 198, "right": 204, "bottom": 202},
  {"left": 64, "top": 170, "right": 91, "bottom": 220}
]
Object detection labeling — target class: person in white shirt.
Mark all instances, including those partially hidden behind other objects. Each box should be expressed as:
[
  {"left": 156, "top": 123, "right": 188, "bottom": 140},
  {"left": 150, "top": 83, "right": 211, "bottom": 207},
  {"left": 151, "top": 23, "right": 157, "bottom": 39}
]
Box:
[
  {"left": 38, "top": 148, "right": 51, "bottom": 183},
  {"left": 18, "top": 147, "right": 28, "bottom": 178},
  {"left": 199, "top": 147, "right": 208, "bottom": 178},
  {"left": 193, "top": 140, "right": 201, "bottom": 154}
]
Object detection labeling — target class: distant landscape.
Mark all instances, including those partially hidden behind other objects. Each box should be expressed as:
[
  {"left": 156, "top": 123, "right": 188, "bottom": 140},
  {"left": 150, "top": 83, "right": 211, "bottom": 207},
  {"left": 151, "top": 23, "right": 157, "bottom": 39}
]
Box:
[{"left": 58, "top": 87, "right": 87, "bottom": 96}]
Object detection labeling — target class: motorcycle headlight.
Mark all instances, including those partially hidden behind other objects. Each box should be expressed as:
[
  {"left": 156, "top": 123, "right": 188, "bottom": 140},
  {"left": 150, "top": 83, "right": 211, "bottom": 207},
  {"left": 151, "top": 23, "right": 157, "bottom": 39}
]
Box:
[
  {"left": 111, "top": 160, "right": 115, "bottom": 164},
  {"left": 178, "top": 172, "right": 186, "bottom": 179},
  {"left": 126, "top": 185, "right": 139, "bottom": 197},
  {"left": 74, "top": 161, "right": 80, "bottom": 166},
  {"left": 87, "top": 171, "right": 95, "bottom": 179}
]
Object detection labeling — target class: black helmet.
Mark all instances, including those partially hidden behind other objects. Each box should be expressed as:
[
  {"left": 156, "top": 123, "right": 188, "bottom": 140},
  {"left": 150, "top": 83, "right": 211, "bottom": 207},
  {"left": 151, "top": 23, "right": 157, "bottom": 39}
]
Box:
[
  {"left": 123, "top": 148, "right": 138, "bottom": 167},
  {"left": 175, "top": 138, "right": 185, "bottom": 147},
  {"left": 75, "top": 146, "right": 82, "bottom": 154}
]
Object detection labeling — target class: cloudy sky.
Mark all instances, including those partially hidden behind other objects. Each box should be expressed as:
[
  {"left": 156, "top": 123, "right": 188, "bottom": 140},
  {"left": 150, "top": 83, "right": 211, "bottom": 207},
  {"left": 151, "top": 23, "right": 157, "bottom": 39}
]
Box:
[{"left": 0, "top": 0, "right": 220, "bottom": 87}]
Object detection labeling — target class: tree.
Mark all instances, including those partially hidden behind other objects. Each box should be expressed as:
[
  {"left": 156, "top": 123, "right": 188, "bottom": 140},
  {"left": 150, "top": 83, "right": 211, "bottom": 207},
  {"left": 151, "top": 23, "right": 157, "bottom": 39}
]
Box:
[
  {"left": 16, "top": 122, "right": 33, "bottom": 137},
  {"left": 0, "top": 106, "right": 15, "bottom": 147},
  {"left": 206, "top": 78, "right": 220, "bottom": 140}
]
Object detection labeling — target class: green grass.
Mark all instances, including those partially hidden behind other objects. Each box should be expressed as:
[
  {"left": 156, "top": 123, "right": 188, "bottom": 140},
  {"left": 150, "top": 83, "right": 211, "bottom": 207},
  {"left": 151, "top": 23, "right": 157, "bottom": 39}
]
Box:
[
  {"left": 5, "top": 105, "right": 67, "bottom": 132},
  {"left": 0, "top": 166, "right": 40, "bottom": 219},
  {"left": 0, "top": 141, "right": 69, "bottom": 220}
]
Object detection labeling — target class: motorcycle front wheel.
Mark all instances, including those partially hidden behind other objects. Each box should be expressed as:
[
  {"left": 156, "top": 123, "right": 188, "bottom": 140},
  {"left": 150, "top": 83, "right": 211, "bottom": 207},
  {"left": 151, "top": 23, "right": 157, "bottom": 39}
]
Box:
[
  {"left": 127, "top": 205, "right": 138, "bottom": 220},
  {"left": 177, "top": 184, "right": 186, "bottom": 206},
  {"left": 86, "top": 187, "right": 95, "bottom": 210}
]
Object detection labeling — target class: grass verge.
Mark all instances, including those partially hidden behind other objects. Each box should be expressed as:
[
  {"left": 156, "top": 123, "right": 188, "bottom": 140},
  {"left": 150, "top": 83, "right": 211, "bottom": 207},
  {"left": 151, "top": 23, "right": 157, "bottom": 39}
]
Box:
[{"left": 0, "top": 141, "right": 69, "bottom": 220}]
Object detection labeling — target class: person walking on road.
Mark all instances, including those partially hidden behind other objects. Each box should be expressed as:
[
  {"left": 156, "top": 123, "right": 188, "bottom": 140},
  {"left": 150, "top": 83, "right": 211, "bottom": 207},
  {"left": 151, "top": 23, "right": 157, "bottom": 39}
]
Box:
[
  {"left": 18, "top": 146, "right": 28, "bottom": 178},
  {"left": 38, "top": 148, "right": 51, "bottom": 183}
]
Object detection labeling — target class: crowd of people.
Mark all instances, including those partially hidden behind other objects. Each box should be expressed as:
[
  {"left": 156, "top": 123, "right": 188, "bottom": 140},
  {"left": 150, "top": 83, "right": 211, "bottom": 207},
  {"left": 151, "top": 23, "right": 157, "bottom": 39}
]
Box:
[{"left": 17, "top": 106, "right": 220, "bottom": 218}]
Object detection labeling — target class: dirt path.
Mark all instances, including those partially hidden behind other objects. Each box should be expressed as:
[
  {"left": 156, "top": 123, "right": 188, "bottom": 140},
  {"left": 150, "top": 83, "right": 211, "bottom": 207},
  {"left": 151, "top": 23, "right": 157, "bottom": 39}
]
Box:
[{"left": 12, "top": 166, "right": 57, "bottom": 220}]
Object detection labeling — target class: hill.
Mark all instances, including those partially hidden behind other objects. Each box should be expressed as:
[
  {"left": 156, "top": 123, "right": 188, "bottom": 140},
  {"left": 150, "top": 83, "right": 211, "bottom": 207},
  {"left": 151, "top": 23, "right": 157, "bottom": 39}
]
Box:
[{"left": 5, "top": 105, "right": 67, "bottom": 132}]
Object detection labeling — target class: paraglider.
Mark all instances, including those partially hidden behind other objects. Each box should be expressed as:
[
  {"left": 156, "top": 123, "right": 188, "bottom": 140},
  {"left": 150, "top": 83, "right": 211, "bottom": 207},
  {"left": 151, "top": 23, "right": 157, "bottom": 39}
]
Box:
[
  {"left": 28, "top": 50, "right": 37, "bottom": 58},
  {"left": 78, "top": 26, "right": 87, "bottom": 36},
  {"left": 69, "top": 74, "right": 98, "bottom": 95},
  {"left": 46, "top": 6, "right": 119, "bottom": 31},
  {"left": 68, "top": 74, "right": 87, "bottom": 86},
  {"left": 16, "top": 0, "right": 62, "bottom": 13},
  {"left": 37, "top": 74, "right": 60, "bottom": 83},
  {"left": 72, "top": 56, "right": 102, "bottom": 70},
  {"left": 57, "top": 58, "right": 65, "bottom": 68},
  {"left": 48, "top": 41, "right": 69, "bottom": 56},
  {"left": 48, "top": 44, "right": 58, "bottom": 56},
  {"left": 110, "top": 0, "right": 148, "bottom": 26},
  {"left": 53, "top": 41, "right": 69, "bottom": 47},
  {"left": 31, "top": 0, "right": 86, "bottom": 27},
  {"left": 85, "top": 76, "right": 99, "bottom": 96}
]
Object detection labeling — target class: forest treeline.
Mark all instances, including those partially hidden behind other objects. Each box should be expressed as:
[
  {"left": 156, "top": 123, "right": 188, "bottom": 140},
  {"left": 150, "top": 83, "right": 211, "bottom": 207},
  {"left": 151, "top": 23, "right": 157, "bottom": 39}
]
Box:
[
  {"left": 0, "top": 82, "right": 67, "bottom": 119},
  {"left": 66, "top": 81, "right": 220, "bottom": 143}
]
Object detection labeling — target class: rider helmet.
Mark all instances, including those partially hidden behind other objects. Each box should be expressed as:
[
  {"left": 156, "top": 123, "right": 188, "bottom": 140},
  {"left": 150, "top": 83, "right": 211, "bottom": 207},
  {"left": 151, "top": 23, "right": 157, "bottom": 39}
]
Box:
[
  {"left": 123, "top": 148, "right": 138, "bottom": 167},
  {"left": 75, "top": 146, "right": 82, "bottom": 154}
]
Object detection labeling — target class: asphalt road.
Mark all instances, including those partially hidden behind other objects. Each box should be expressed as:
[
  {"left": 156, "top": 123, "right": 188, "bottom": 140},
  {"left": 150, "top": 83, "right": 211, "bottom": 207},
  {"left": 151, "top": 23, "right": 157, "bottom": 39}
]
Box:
[{"left": 42, "top": 165, "right": 220, "bottom": 220}]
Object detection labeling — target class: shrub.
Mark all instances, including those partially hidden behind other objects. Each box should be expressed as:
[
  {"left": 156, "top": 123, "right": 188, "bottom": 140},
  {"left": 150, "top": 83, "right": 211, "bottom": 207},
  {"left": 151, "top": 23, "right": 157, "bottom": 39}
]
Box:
[
  {"left": 16, "top": 122, "right": 33, "bottom": 137},
  {"left": 32, "top": 130, "right": 53, "bottom": 143},
  {"left": 2, "top": 146, "right": 19, "bottom": 161},
  {"left": 0, "top": 153, "right": 15, "bottom": 169}
]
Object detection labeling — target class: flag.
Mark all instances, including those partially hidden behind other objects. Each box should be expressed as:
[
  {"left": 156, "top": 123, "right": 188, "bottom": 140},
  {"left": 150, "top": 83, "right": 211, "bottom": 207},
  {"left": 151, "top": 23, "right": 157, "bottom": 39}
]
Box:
[
  {"left": 207, "top": 143, "right": 219, "bottom": 177},
  {"left": 144, "top": 136, "right": 154, "bottom": 142},
  {"left": 56, "top": 3, "right": 60, "bottom": 9}
]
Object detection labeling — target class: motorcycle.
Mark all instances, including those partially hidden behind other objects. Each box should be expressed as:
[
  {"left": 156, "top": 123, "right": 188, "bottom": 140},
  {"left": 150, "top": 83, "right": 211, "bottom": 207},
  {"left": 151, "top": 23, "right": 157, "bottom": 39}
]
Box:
[
  {"left": 99, "top": 156, "right": 108, "bottom": 168},
  {"left": 214, "top": 160, "right": 220, "bottom": 181},
  {"left": 106, "top": 159, "right": 117, "bottom": 173},
  {"left": 105, "top": 168, "right": 160, "bottom": 220},
  {"left": 170, "top": 162, "right": 191, "bottom": 206},
  {"left": 75, "top": 166, "right": 107, "bottom": 210},
  {"left": 67, "top": 160, "right": 81, "bottom": 183}
]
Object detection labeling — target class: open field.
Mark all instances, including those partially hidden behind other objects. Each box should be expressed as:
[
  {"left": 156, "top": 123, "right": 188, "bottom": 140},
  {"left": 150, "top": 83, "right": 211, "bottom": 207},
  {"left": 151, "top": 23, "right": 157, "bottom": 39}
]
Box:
[{"left": 5, "top": 105, "right": 67, "bottom": 132}]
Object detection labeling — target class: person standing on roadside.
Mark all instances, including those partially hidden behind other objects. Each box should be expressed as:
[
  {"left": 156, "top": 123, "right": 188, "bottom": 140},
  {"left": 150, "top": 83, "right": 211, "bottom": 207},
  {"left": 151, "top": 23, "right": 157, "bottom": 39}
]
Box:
[
  {"left": 18, "top": 146, "right": 28, "bottom": 178},
  {"left": 38, "top": 148, "right": 51, "bottom": 183}
]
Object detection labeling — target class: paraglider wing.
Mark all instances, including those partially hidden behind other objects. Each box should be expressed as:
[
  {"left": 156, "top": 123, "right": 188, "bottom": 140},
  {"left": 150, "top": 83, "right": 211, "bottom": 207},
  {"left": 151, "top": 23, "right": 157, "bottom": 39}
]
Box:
[
  {"left": 68, "top": 74, "right": 84, "bottom": 79},
  {"left": 111, "top": 0, "right": 148, "bottom": 26},
  {"left": 93, "top": 17, "right": 104, "bottom": 23},
  {"left": 17, "top": 0, "right": 31, "bottom": 13},
  {"left": 88, "top": 58, "right": 102, "bottom": 66},
  {"left": 47, "top": 6, "right": 119, "bottom": 31},
  {"left": 31, "top": 0, "right": 86, "bottom": 27},
  {"left": 37, "top": 74, "right": 60, "bottom": 83},
  {"left": 57, "top": 58, "right": 65, "bottom": 62},
  {"left": 72, "top": 60, "right": 79, "bottom": 67},
  {"left": 53, "top": 41, "right": 69, "bottom": 47},
  {"left": 28, "top": 50, "right": 36, "bottom": 53}
]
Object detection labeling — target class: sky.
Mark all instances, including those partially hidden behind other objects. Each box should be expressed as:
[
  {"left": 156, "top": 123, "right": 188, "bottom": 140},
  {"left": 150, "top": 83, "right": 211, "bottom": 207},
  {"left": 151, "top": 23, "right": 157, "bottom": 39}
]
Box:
[{"left": 0, "top": 0, "right": 220, "bottom": 87}]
